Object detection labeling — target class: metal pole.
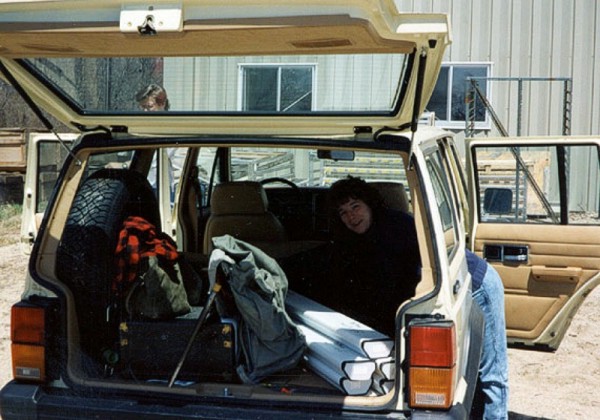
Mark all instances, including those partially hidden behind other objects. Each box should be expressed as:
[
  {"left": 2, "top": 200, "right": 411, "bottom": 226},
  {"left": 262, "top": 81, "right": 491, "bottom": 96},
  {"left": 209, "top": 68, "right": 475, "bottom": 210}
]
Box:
[
  {"left": 168, "top": 281, "right": 222, "bottom": 388},
  {"left": 562, "top": 79, "right": 572, "bottom": 136}
]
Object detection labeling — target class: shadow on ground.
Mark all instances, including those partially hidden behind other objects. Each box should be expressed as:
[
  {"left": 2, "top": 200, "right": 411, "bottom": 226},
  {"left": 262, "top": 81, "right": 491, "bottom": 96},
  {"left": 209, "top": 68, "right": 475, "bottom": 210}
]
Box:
[{"left": 509, "top": 412, "right": 553, "bottom": 420}]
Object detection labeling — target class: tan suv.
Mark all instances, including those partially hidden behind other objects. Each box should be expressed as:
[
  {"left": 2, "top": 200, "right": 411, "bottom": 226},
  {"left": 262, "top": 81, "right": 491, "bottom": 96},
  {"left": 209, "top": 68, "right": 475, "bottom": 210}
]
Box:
[{"left": 1, "top": 1, "right": 599, "bottom": 418}]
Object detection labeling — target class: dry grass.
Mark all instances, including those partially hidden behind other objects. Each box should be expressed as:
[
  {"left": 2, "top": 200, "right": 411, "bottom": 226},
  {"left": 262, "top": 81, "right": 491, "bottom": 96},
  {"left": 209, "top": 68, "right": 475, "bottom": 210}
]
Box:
[{"left": 0, "top": 204, "right": 21, "bottom": 246}]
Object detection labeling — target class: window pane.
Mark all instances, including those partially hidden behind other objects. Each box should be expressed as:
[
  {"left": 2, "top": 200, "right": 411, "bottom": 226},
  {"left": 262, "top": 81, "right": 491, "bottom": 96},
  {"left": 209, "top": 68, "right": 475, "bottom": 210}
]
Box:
[
  {"left": 426, "top": 66, "right": 449, "bottom": 120},
  {"left": 426, "top": 152, "right": 457, "bottom": 256},
  {"left": 37, "top": 141, "right": 70, "bottom": 213},
  {"left": 243, "top": 67, "right": 278, "bottom": 111},
  {"left": 568, "top": 146, "right": 600, "bottom": 224},
  {"left": 451, "top": 66, "right": 487, "bottom": 122},
  {"left": 196, "top": 147, "right": 218, "bottom": 207},
  {"left": 475, "top": 145, "right": 600, "bottom": 225},
  {"left": 24, "top": 54, "right": 410, "bottom": 114},
  {"left": 475, "top": 146, "right": 553, "bottom": 223},
  {"left": 281, "top": 67, "right": 312, "bottom": 112}
]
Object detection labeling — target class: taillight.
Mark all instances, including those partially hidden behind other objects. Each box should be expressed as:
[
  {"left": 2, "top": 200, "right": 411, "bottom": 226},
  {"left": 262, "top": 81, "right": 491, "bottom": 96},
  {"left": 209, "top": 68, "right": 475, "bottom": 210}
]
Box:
[
  {"left": 408, "top": 320, "right": 456, "bottom": 410},
  {"left": 11, "top": 303, "right": 47, "bottom": 382}
]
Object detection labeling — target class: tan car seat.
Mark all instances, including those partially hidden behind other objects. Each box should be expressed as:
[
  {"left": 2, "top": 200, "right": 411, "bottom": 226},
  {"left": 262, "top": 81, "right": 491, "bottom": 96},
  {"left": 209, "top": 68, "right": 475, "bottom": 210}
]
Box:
[{"left": 202, "top": 181, "right": 287, "bottom": 254}]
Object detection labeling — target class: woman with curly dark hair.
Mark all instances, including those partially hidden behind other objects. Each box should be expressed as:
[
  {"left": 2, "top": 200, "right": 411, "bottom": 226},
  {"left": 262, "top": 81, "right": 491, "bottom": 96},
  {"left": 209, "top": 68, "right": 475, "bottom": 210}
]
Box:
[{"left": 326, "top": 176, "right": 421, "bottom": 336}]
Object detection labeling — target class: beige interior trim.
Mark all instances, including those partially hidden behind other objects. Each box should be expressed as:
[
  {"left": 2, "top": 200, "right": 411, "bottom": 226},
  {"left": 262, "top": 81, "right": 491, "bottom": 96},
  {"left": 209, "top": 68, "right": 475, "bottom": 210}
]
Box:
[
  {"left": 474, "top": 223, "right": 600, "bottom": 341},
  {"left": 0, "top": 16, "right": 413, "bottom": 58}
]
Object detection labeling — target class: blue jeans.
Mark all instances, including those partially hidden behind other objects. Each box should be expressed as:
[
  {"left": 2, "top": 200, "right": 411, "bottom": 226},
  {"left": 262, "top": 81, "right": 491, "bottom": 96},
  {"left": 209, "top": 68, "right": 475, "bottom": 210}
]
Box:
[{"left": 472, "top": 265, "right": 509, "bottom": 420}]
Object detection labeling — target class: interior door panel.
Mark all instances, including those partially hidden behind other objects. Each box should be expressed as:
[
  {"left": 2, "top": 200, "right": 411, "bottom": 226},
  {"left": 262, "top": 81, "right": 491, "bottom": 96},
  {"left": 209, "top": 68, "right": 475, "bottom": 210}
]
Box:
[{"left": 474, "top": 223, "right": 600, "bottom": 342}]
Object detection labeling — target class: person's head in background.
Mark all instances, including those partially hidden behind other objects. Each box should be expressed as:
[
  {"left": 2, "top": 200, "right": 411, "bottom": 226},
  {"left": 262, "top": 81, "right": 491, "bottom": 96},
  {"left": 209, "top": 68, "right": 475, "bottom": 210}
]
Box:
[
  {"left": 329, "top": 176, "right": 383, "bottom": 235},
  {"left": 136, "top": 83, "right": 170, "bottom": 111}
]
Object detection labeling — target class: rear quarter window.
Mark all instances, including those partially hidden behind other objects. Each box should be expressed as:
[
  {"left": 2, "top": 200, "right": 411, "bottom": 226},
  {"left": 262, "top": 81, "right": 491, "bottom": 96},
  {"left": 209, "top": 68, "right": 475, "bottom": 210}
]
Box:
[{"left": 425, "top": 150, "right": 459, "bottom": 257}]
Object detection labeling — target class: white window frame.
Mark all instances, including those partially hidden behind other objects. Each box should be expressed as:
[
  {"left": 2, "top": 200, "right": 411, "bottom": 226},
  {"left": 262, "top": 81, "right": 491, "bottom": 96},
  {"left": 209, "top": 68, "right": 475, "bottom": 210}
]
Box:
[
  {"left": 428, "top": 62, "right": 492, "bottom": 130},
  {"left": 237, "top": 63, "right": 317, "bottom": 112}
]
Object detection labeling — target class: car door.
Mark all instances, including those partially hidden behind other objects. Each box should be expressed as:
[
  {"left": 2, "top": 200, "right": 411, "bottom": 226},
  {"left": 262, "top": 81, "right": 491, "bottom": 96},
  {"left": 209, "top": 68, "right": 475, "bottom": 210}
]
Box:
[
  {"left": 20, "top": 132, "right": 77, "bottom": 252},
  {"left": 466, "top": 136, "right": 600, "bottom": 350}
]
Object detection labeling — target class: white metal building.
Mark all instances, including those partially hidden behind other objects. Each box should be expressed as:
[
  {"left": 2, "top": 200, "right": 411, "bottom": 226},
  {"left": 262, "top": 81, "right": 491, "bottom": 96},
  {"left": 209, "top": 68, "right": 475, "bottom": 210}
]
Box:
[{"left": 397, "top": 0, "right": 600, "bottom": 139}]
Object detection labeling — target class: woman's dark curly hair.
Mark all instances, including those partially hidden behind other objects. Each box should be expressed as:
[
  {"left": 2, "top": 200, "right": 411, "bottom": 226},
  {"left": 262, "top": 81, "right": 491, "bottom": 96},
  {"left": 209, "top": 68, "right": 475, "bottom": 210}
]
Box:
[{"left": 329, "top": 176, "right": 383, "bottom": 212}]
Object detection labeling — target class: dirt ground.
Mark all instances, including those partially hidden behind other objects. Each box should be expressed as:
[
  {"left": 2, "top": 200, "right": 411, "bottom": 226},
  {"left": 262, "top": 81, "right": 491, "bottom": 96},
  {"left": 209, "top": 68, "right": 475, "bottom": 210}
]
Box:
[{"left": 0, "top": 216, "right": 599, "bottom": 419}]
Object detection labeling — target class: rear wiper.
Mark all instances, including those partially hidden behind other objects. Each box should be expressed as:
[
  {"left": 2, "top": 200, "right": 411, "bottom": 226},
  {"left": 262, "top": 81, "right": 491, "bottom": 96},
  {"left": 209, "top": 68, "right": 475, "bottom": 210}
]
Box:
[{"left": 0, "top": 59, "right": 81, "bottom": 165}]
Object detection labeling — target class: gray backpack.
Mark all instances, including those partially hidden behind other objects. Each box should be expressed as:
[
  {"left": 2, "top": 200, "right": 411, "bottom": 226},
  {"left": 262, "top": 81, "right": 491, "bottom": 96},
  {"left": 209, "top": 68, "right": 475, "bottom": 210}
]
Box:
[{"left": 210, "top": 235, "right": 306, "bottom": 384}]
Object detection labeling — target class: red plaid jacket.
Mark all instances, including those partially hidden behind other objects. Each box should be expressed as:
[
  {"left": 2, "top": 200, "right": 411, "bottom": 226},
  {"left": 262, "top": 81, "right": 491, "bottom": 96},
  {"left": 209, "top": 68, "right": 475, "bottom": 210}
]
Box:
[{"left": 113, "top": 216, "right": 179, "bottom": 295}]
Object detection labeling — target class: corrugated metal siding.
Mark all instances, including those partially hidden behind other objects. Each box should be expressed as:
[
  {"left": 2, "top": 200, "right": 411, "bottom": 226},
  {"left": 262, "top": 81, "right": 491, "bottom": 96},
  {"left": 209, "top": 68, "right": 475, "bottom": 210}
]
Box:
[
  {"left": 397, "top": 0, "right": 599, "bottom": 138},
  {"left": 164, "top": 55, "right": 404, "bottom": 112}
]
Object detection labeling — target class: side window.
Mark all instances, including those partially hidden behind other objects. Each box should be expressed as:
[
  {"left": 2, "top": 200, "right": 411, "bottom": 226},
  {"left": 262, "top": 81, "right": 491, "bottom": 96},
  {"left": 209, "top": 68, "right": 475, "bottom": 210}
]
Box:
[
  {"left": 195, "top": 147, "right": 218, "bottom": 207},
  {"left": 230, "top": 147, "right": 296, "bottom": 182},
  {"left": 437, "top": 139, "right": 468, "bottom": 225},
  {"left": 36, "top": 141, "right": 70, "bottom": 213},
  {"left": 426, "top": 151, "right": 459, "bottom": 256},
  {"left": 87, "top": 150, "right": 134, "bottom": 174},
  {"left": 473, "top": 144, "right": 600, "bottom": 225}
]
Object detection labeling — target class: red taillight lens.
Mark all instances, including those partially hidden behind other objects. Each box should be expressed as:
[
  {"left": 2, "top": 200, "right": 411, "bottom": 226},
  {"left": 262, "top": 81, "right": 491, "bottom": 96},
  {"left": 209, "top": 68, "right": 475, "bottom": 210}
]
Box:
[
  {"left": 11, "top": 305, "right": 45, "bottom": 344},
  {"left": 11, "top": 304, "right": 46, "bottom": 382},
  {"left": 410, "top": 322, "right": 456, "bottom": 367},
  {"left": 408, "top": 321, "right": 456, "bottom": 410}
]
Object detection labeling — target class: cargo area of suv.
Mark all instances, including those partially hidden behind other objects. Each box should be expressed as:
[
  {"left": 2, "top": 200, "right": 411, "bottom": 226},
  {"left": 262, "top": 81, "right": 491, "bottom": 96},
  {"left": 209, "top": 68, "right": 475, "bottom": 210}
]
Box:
[{"left": 35, "top": 138, "right": 429, "bottom": 384}]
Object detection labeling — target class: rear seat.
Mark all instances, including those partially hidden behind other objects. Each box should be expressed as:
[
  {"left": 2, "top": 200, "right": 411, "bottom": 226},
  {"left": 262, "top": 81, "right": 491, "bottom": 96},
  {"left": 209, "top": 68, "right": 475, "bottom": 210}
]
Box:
[{"left": 202, "top": 181, "right": 287, "bottom": 254}]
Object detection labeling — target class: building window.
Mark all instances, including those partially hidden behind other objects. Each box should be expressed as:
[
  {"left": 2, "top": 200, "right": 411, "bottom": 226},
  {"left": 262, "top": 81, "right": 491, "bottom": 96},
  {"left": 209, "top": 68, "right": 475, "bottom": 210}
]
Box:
[
  {"left": 426, "top": 63, "right": 491, "bottom": 130},
  {"left": 240, "top": 64, "right": 315, "bottom": 112}
]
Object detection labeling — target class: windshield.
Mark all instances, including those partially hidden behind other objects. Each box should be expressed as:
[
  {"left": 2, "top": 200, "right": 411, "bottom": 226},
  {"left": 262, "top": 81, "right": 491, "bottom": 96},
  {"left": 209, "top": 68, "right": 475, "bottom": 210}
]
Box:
[{"left": 22, "top": 54, "right": 411, "bottom": 115}]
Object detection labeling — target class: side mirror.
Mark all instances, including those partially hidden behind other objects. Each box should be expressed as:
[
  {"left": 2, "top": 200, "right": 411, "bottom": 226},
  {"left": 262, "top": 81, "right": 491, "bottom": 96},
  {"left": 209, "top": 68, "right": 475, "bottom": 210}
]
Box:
[{"left": 483, "top": 187, "right": 513, "bottom": 214}]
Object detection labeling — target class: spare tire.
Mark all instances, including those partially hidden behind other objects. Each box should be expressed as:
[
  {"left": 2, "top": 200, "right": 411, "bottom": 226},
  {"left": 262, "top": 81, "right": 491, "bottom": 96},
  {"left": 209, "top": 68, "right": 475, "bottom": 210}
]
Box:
[{"left": 56, "top": 168, "right": 160, "bottom": 374}]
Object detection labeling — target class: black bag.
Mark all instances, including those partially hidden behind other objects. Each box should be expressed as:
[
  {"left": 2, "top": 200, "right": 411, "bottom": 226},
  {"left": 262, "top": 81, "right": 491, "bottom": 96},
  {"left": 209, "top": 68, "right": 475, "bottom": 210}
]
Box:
[{"left": 119, "top": 315, "right": 237, "bottom": 382}]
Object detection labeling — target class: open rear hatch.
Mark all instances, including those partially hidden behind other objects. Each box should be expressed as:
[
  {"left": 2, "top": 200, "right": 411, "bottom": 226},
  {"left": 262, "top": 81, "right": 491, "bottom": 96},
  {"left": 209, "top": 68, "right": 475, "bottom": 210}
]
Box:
[{"left": 0, "top": 0, "right": 449, "bottom": 138}]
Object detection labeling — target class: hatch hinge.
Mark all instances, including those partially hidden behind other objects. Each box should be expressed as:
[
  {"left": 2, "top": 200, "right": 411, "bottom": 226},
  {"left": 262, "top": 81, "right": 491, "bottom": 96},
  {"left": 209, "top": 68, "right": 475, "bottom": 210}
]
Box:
[
  {"left": 353, "top": 126, "right": 373, "bottom": 134},
  {"left": 353, "top": 126, "right": 373, "bottom": 141},
  {"left": 71, "top": 123, "right": 115, "bottom": 135}
]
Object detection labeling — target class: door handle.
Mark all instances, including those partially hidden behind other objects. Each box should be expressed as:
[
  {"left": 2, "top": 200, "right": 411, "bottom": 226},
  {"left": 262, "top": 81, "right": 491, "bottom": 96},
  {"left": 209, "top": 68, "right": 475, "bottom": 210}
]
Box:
[{"left": 483, "top": 244, "right": 528, "bottom": 263}]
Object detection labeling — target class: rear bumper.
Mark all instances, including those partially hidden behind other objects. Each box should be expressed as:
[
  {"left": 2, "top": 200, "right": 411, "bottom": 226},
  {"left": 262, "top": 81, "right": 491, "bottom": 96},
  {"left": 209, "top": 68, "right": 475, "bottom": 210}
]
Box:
[
  {"left": 2, "top": 381, "right": 402, "bottom": 420},
  {"left": 0, "top": 381, "right": 475, "bottom": 419}
]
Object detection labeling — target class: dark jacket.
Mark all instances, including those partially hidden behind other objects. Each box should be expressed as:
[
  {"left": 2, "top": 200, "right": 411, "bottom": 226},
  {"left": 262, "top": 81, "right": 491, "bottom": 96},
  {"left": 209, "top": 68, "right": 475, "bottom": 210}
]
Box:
[
  {"left": 465, "top": 249, "right": 487, "bottom": 292},
  {"left": 328, "top": 208, "right": 421, "bottom": 336}
]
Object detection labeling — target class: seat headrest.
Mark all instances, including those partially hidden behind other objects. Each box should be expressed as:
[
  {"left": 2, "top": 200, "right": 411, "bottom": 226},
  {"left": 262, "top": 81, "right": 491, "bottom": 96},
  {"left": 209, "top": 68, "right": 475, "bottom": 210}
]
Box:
[
  {"left": 369, "top": 181, "right": 410, "bottom": 213},
  {"left": 211, "top": 181, "right": 269, "bottom": 215}
]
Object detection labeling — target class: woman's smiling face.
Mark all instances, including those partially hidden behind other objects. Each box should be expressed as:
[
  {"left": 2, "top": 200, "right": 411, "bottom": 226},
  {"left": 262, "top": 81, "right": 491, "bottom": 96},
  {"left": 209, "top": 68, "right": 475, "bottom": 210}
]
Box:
[{"left": 338, "top": 198, "right": 373, "bottom": 234}]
